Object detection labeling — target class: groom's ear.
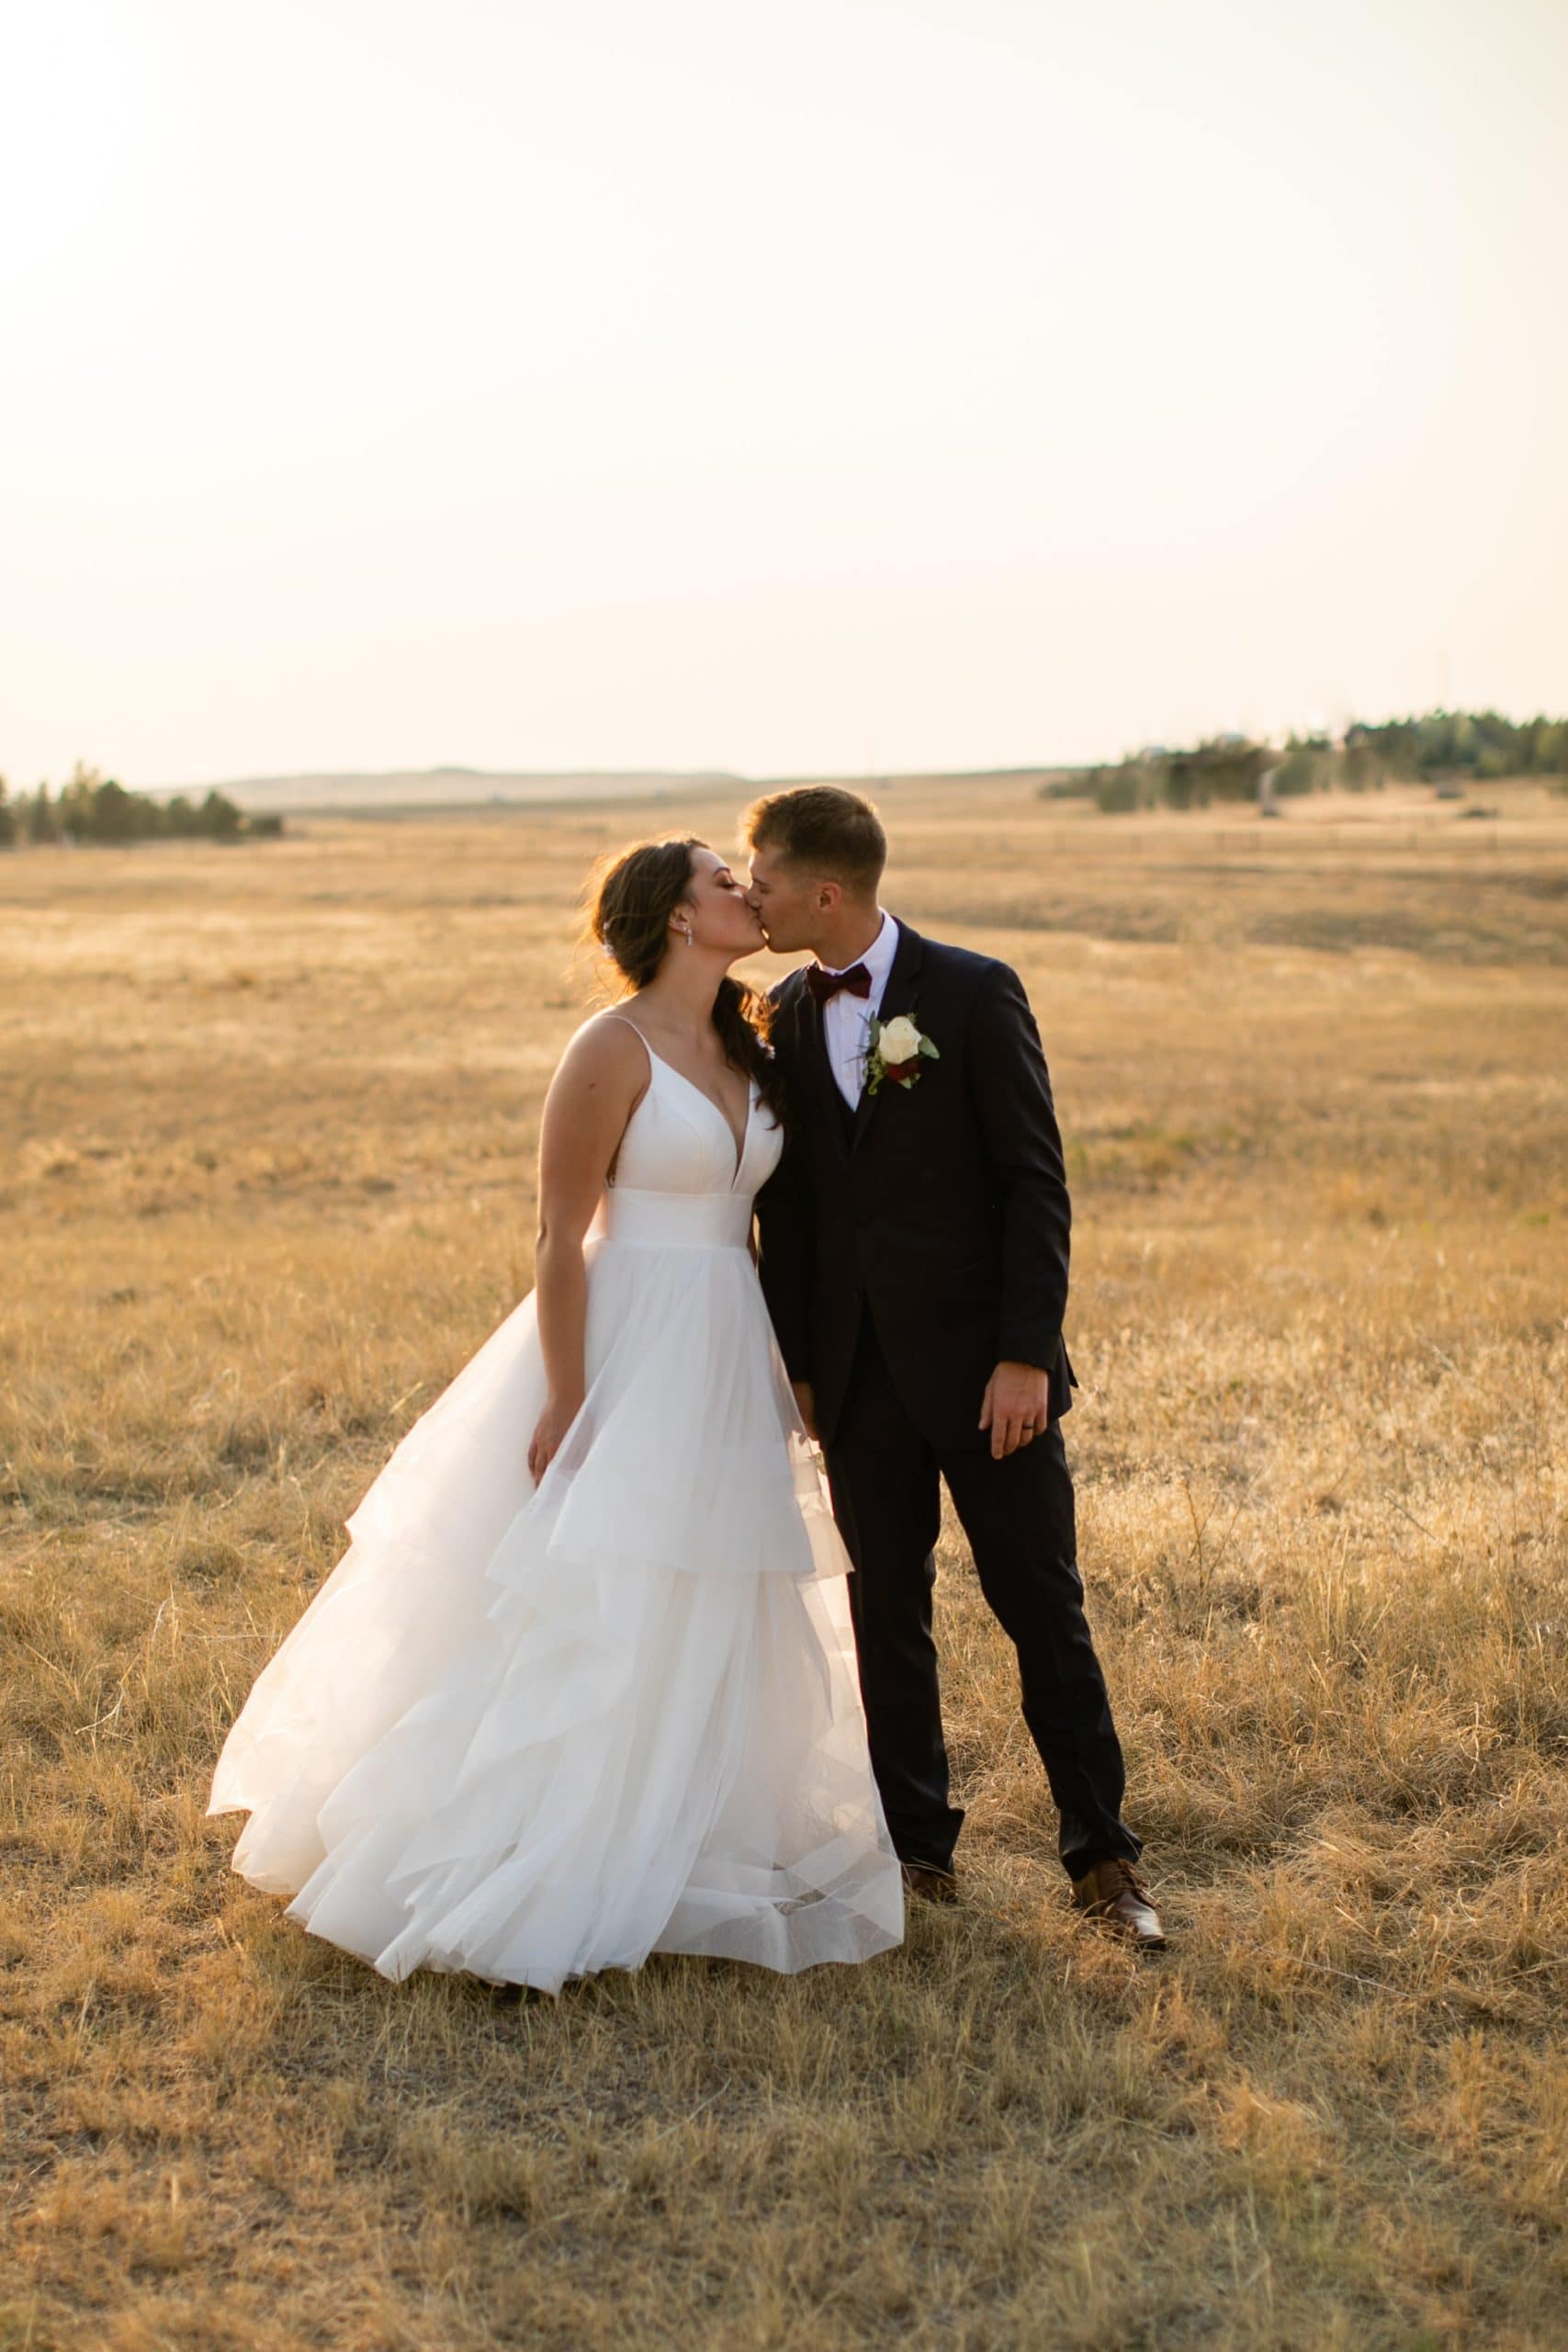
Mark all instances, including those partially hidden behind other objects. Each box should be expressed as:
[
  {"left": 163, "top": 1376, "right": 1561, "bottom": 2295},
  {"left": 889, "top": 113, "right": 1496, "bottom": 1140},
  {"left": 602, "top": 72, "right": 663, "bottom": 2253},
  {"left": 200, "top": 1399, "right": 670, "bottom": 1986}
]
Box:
[{"left": 815, "top": 878, "right": 842, "bottom": 915}]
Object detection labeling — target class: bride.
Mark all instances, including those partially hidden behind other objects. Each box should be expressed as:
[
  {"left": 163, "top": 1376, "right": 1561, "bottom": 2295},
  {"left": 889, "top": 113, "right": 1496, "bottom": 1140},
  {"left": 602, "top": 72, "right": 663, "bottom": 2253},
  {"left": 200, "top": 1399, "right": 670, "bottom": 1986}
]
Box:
[{"left": 207, "top": 836, "right": 904, "bottom": 1990}]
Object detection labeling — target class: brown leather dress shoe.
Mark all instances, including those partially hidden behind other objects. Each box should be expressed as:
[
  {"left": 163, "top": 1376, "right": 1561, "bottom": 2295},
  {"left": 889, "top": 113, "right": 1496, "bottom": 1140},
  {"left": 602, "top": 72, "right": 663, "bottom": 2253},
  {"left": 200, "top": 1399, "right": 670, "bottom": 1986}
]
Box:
[
  {"left": 901, "top": 1861, "right": 960, "bottom": 1905},
  {"left": 1069, "top": 1859, "right": 1167, "bottom": 1951}
]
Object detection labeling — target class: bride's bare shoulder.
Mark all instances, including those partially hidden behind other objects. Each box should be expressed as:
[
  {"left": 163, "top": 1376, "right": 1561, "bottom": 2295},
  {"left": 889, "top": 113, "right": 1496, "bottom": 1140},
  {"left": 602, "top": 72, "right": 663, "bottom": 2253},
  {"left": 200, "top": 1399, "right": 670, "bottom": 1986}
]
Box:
[{"left": 550, "top": 1009, "right": 652, "bottom": 1094}]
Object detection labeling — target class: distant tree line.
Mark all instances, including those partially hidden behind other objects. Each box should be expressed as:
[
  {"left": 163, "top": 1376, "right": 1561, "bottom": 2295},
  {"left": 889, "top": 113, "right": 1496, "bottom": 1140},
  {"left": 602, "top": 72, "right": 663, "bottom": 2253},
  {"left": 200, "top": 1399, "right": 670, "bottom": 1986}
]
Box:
[
  {"left": 0, "top": 763, "right": 284, "bottom": 848},
  {"left": 1340, "top": 708, "right": 1568, "bottom": 782},
  {"left": 1044, "top": 709, "right": 1568, "bottom": 815},
  {"left": 1052, "top": 738, "right": 1276, "bottom": 814}
]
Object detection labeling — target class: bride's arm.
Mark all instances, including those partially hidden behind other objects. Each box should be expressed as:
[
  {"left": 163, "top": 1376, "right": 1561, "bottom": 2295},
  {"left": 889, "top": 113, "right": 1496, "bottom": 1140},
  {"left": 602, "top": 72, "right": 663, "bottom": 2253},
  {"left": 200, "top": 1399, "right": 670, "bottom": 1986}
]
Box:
[{"left": 527, "top": 1020, "right": 647, "bottom": 1482}]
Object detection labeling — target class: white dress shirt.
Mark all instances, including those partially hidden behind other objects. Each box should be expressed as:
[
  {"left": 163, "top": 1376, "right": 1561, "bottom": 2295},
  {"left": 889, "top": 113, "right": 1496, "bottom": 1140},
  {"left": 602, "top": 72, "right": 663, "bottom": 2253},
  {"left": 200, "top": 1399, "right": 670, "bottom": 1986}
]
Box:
[{"left": 817, "top": 910, "right": 899, "bottom": 1108}]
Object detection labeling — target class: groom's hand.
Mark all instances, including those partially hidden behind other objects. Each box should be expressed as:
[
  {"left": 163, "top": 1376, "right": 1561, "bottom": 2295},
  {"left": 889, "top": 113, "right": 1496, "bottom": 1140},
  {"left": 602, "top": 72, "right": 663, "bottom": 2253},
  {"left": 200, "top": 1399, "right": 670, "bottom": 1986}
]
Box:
[
  {"left": 792, "top": 1381, "right": 819, "bottom": 1441},
  {"left": 979, "top": 1361, "right": 1049, "bottom": 1460}
]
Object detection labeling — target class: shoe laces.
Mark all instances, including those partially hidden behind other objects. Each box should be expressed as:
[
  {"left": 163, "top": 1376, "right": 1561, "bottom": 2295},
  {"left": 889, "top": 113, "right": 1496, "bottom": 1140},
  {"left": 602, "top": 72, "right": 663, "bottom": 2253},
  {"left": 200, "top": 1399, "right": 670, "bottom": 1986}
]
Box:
[{"left": 1098, "top": 1858, "right": 1151, "bottom": 1901}]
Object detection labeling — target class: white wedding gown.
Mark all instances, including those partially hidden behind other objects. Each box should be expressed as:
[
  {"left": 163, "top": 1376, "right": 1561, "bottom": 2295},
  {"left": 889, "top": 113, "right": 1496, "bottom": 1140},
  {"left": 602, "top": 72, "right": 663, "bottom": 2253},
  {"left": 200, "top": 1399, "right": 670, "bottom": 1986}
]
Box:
[{"left": 208, "top": 1023, "right": 904, "bottom": 1990}]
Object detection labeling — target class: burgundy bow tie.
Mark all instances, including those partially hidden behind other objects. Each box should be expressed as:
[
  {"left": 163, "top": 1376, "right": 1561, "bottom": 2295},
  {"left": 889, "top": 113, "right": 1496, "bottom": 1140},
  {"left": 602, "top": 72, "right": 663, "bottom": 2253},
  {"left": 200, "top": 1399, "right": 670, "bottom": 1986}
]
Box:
[{"left": 806, "top": 961, "right": 872, "bottom": 1007}]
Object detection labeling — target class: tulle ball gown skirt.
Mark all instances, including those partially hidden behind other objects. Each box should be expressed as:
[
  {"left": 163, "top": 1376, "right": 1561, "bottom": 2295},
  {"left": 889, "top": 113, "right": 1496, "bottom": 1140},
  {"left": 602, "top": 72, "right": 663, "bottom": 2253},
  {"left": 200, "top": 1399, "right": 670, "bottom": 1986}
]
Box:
[{"left": 208, "top": 1183, "right": 904, "bottom": 1992}]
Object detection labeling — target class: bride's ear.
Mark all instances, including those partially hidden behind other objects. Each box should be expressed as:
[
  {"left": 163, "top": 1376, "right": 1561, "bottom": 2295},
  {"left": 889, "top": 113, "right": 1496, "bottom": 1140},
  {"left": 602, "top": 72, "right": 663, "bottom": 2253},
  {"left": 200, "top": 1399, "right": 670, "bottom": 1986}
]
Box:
[{"left": 670, "top": 903, "right": 697, "bottom": 949}]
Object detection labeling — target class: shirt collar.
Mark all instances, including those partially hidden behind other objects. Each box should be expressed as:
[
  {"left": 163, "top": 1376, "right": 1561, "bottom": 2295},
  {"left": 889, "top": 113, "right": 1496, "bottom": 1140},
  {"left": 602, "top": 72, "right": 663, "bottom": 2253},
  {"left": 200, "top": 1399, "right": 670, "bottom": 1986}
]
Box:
[{"left": 822, "top": 908, "right": 897, "bottom": 988}]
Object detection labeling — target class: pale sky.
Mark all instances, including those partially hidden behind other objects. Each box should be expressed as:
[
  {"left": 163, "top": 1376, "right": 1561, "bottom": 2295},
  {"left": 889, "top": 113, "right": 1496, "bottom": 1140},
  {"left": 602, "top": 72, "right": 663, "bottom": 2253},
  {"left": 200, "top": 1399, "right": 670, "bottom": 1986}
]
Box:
[{"left": 3, "top": 0, "right": 1565, "bottom": 789}]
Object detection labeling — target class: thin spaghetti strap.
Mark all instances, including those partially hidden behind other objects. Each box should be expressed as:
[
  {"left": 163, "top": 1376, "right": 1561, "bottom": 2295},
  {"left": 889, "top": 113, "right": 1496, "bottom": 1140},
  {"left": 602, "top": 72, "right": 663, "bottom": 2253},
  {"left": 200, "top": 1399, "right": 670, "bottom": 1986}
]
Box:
[{"left": 592, "top": 1012, "right": 656, "bottom": 1192}]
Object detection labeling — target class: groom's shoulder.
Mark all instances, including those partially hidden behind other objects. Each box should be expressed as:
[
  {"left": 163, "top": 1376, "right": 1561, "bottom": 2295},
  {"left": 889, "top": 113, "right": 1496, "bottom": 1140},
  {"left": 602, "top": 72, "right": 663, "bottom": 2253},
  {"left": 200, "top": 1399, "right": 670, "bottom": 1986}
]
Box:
[{"left": 910, "top": 928, "right": 1017, "bottom": 999}]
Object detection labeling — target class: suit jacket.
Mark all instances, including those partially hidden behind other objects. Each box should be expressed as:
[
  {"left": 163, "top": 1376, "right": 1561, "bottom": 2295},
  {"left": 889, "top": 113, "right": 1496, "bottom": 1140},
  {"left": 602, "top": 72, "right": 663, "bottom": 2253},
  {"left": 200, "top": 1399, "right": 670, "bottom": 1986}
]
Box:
[{"left": 754, "top": 920, "right": 1076, "bottom": 1453}]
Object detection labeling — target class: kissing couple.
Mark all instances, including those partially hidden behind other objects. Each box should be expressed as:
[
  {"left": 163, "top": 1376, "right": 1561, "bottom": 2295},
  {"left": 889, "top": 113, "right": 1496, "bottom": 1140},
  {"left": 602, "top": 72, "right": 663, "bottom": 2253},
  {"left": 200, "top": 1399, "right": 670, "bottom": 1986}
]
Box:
[{"left": 209, "top": 785, "right": 1163, "bottom": 1988}]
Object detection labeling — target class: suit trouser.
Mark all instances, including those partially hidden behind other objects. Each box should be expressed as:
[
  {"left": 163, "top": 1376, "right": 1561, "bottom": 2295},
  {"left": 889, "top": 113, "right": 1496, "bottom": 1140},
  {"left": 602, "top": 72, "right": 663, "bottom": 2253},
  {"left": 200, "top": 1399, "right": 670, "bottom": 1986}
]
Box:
[{"left": 823, "top": 1307, "right": 1140, "bottom": 1880}]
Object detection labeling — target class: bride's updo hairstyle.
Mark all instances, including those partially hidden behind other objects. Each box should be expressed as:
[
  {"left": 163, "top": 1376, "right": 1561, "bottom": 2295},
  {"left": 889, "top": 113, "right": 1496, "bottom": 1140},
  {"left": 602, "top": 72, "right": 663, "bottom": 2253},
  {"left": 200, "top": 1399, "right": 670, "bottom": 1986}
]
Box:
[{"left": 587, "top": 836, "right": 787, "bottom": 1127}]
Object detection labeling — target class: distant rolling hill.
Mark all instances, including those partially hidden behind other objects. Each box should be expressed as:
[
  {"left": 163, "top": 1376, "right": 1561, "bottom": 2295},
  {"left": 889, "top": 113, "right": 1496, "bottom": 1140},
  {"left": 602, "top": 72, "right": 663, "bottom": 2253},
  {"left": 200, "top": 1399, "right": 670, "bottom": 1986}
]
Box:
[{"left": 136, "top": 767, "right": 748, "bottom": 814}]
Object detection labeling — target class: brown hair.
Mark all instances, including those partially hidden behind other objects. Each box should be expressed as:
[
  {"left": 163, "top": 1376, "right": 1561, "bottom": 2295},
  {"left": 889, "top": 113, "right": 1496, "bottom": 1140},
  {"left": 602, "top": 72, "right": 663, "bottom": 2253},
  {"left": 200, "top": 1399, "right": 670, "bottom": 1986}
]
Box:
[
  {"left": 584, "top": 837, "right": 786, "bottom": 1127},
  {"left": 741, "top": 783, "right": 886, "bottom": 897}
]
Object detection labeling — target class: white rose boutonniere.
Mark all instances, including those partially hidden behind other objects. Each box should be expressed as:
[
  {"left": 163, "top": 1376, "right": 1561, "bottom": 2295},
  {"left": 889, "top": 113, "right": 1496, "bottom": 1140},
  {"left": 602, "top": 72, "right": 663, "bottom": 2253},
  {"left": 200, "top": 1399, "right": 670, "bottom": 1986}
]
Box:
[{"left": 864, "top": 1012, "right": 940, "bottom": 1095}]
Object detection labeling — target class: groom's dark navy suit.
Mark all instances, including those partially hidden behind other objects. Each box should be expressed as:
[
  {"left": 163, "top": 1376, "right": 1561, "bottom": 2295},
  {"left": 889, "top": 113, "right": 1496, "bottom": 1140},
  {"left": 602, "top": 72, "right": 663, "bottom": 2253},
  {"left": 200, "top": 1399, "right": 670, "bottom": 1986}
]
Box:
[{"left": 756, "top": 920, "right": 1140, "bottom": 1881}]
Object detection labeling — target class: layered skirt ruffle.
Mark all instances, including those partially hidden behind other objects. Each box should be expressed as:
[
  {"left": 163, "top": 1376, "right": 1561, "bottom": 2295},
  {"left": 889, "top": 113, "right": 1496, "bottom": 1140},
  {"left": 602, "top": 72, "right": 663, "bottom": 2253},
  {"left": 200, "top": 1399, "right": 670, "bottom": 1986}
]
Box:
[{"left": 209, "top": 1231, "right": 903, "bottom": 1988}]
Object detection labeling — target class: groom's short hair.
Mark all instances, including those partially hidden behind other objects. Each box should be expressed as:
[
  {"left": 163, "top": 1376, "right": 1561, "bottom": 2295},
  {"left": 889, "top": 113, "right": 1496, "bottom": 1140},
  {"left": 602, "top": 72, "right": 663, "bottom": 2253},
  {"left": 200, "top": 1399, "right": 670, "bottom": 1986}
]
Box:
[{"left": 742, "top": 785, "right": 886, "bottom": 897}]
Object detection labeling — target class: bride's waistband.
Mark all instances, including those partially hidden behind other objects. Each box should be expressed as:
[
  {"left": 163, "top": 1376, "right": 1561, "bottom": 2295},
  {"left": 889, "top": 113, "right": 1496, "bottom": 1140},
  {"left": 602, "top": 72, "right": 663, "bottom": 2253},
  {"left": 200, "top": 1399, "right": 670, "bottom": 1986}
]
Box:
[{"left": 597, "top": 1188, "right": 754, "bottom": 1250}]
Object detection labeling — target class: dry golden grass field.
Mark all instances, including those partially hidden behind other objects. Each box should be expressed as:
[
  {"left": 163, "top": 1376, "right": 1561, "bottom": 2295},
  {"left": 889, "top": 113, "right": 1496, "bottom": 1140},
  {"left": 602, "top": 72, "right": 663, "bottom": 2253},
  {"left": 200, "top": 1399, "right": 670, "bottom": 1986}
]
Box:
[{"left": 3, "top": 775, "right": 1566, "bottom": 2351}]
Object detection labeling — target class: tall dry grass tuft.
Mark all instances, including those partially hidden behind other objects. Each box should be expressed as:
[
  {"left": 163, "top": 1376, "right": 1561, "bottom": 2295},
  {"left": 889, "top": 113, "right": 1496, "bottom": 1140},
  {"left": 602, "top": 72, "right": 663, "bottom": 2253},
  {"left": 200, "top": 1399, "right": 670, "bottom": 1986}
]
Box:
[{"left": 3, "top": 780, "right": 1565, "bottom": 2347}]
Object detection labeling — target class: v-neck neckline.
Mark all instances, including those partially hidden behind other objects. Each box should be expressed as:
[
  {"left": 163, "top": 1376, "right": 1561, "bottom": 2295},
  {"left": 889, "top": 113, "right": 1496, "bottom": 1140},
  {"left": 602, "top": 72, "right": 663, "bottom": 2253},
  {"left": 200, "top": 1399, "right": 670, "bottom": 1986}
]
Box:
[{"left": 619, "top": 1024, "right": 755, "bottom": 1189}]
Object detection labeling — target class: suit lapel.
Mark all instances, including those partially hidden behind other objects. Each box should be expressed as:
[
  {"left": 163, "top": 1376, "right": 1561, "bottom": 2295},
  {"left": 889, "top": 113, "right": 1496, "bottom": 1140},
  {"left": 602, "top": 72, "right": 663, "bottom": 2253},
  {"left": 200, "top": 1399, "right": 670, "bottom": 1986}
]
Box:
[
  {"left": 786, "top": 970, "right": 852, "bottom": 1161},
  {"left": 850, "top": 920, "right": 925, "bottom": 1155},
  {"left": 816, "top": 988, "right": 855, "bottom": 1159}
]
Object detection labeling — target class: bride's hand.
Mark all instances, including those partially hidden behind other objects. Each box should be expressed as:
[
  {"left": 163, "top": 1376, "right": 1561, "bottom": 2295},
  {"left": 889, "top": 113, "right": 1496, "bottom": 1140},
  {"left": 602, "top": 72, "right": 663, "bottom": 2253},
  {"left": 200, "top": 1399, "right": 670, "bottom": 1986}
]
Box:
[{"left": 528, "top": 1391, "right": 582, "bottom": 1485}]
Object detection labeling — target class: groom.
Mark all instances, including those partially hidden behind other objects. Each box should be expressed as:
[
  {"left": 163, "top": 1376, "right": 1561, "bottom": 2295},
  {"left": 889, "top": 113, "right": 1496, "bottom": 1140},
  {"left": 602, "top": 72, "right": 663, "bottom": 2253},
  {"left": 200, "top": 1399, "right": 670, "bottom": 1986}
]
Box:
[{"left": 744, "top": 785, "right": 1163, "bottom": 1950}]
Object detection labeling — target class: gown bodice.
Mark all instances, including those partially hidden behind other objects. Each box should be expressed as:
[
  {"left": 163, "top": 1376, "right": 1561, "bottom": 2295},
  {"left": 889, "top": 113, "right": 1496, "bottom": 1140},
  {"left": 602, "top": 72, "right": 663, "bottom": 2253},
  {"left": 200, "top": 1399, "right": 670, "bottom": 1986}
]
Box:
[{"left": 595, "top": 1025, "right": 782, "bottom": 1253}]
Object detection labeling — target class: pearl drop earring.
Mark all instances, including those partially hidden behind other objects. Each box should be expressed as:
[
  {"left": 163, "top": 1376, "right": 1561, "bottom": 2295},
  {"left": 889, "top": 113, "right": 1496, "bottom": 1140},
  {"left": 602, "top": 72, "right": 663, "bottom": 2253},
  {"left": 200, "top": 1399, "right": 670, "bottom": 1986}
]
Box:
[{"left": 682, "top": 924, "right": 695, "bottom": 946}]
